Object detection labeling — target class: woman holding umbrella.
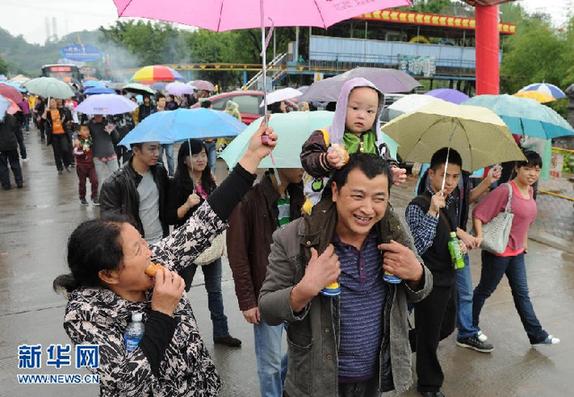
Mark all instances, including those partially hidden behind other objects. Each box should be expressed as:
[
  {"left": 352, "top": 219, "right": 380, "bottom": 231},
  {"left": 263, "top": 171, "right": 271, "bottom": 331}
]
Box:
[
  {"left": 54, "top": 124, "right": 276, "bottom": 396},
  {"left": 42, "top": 98, "right": 74, "bottom": 175},
  {"left": 168, "top": 139, "right": 242, "bottom": 347}
]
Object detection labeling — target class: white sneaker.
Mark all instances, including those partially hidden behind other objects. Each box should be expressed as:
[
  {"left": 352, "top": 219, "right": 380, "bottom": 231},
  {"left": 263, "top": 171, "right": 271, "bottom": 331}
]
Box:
[{"left": 477, "top": 330, "right": 488, "bottom": 342}]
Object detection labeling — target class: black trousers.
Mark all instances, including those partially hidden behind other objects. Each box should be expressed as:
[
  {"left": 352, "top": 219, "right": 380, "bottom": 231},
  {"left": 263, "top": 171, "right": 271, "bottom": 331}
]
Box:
[
  {"left": 0, "top": 150, "right": 23, "bottom": 188},
  {"left": 414, "top": 284, "right": 455, "bottom": 393},
  {"left": 15, "top": 127, "right": 27, "bottom": 159},
  {"left": 50, "top": 134, "right": 73, "bottom": 171}
]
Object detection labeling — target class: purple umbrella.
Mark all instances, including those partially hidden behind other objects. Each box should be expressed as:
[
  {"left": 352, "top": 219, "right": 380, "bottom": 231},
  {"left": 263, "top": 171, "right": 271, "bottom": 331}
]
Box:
[
  {"left": 300, "top": 67, "right": 420, "bottom": 102},
  {"left": 166, "top": 82, "right": 195, "bottom": 97},
  {"left": 426, "top": 88, "right": 470, "bottom": 105},
  {"left": 76, "top": 94, "right": 137, "bottom": 115}
]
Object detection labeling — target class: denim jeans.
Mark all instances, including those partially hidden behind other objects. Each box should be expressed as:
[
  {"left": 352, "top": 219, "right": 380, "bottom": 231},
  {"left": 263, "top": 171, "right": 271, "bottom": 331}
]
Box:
[
  {"left": 473, "top": 251, "right": 548, "bottom": 344},
  {"left": 159, "top": 144, "right": 174, "bottom": 176},
  {"left": 180, "top": 259, "right": 229, "bottom": 339},
  {"left": 205, "top": 141, "right": 217, "bottom": 175},
  {"left": 456, "top": 255, "right": 480, "bottom": 339},
  {"left": 254, "top": 322, "right": 288, "bottom": 397}
]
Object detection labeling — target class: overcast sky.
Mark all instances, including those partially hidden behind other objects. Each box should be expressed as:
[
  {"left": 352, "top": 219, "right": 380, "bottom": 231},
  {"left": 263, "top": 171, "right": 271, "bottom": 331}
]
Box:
[{"left": 0, "top": 0, "right": 571, "bottom": 44}]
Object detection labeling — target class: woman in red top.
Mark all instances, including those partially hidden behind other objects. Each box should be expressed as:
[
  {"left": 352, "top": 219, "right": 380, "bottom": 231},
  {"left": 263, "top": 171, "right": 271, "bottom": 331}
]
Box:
[{"left": 472, "top": 150, "right": 559, "bottom": 345}]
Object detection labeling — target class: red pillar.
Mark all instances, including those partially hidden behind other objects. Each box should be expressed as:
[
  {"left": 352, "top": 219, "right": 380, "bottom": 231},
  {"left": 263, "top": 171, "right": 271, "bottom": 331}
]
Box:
[{"left": 475, "top": 5, "right": 500, "bottom": 94}]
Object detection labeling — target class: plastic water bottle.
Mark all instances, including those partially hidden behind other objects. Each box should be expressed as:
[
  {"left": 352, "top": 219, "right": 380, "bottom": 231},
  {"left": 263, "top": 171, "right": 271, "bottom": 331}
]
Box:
[
  {"left": 448, "top": 232, "right": 465, "bottom": 270},
  {"left": 124, "top": 312, "right": 145, "bottom": 352}
]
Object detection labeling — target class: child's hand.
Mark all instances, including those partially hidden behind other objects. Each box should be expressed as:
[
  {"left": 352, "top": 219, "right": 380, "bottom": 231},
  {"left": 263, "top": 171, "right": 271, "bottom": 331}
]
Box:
[
  {"left": 391, "top": 166, "right": 407, "bottom": 185},
  {"left": 327, "top": 144, "right": 349, "bottom": 169},
  {"left": 326, "top": 149, "right": 343, "bottom": 169}
]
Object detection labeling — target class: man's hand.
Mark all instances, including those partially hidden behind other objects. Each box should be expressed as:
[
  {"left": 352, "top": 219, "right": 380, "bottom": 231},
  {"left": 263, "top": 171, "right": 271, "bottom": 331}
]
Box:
[
  {"left": 428, "top": 190, "right": 446, "bottom": 217},
  {"left": 290, "top": 245, "right": 340, "bottom": 312},
  {"left": 378, "top": 240, "right": 423, "bottom": 283},
  {"left": 391, "top": 166, "right": 407, "bottom": 186},
  {"left": 242, "top": 307, "right": 260, "bottom": 325}
]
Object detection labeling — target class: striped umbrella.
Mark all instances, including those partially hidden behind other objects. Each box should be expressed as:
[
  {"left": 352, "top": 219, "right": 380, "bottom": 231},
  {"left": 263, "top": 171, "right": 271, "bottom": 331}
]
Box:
[
  {"left": 518, "top": 83, "right": 566, "bottom": 101},
  {"left": 131, "top": 65, "right": 184, "bottom": 84}
]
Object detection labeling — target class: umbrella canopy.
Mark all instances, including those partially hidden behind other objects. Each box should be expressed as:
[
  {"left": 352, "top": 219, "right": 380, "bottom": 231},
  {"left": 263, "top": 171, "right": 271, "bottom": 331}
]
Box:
[
  {"left": 166, "top": 82, "right": 195, "bottom": 96},
  {"left": 0, "top": 95, "right": 21, "bottom": 121},
  {"left": 8, "top": 75, "right": 30, "bottom": 85},
  {"left": 83, "top": 80, "right": 105, "bottom": 88},
  {"left": 151, "top": 82, "right": 168, "bottom": 91},
  {"left": 113, "top": 0, "right": 410, "bottom": 31},
  {"left": 382, "top": 101, "right": 525, "bottom": 171},
  {"left": 387, "top": 94, "right": 447, "bottom": 120},
  {"left": 76, "top": 94, "right": 138, "bottom": 116},
  {"left": 425, "top": 88, "right": 469, "bottom": 104},
  {"left": 260, "top": 87, "right": 302, "bottom": 107},
  {"left": 84, "top": 86, "right": 117, "bottom": 95},
  {"left": 24, "top": 77, "right": 75, "bottom": 99},
  {"left": 0, "top": 83, "right": 24, "bottom": 103},
  {"left": 2, "top": 81, "right": 27, "bottom": 93},
  {"left": 123, "top": 82, "right": 156, "bottom": 96},
  {"left": 190, "top": 80, "right": 215, "bottom": 92},
  {"left": 220, "top": 111, "right": 334, "bottom": 169},
  {"left": 513, "top": 91, "right": 555, "bottom": 104},
  {"left": 131, "top": 65, "right": 184, "bottom": 84},
  {"left": 119, "top": 108, "right": 246, "bottom": 148},
  {"left": 301, "top": 68, "right": 420, "bottom": 102},
  {"left": 518, "top": 83, "right": 566, "bottom": 100},
  {"left": 463, "top": 94, "right": 574, "bottom": 139}
]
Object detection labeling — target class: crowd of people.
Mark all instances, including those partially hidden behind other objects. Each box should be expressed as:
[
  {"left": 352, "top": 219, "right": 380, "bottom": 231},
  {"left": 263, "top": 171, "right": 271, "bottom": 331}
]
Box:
[{"left": 0, "top": 76, "right": 560, "bottom": 397}]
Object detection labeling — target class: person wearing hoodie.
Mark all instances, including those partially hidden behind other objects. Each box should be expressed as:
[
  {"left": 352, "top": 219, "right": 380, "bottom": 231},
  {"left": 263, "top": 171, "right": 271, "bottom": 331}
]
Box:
[{"left": 300, "top": 78, "right": 407, "bottom": 212}]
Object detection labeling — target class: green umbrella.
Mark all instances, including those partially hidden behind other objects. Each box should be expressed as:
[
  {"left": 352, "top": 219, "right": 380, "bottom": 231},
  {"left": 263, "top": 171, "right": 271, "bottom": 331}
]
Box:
[
  {"left": 24, "top": 77, "right": 75, "bottom": 99},
  {"left": 220, "top": 111, "right": 335, "bottom": 169}
]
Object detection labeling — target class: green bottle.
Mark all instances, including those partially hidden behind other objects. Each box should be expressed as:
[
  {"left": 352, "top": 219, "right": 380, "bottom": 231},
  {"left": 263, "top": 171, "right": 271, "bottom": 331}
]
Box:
[{"left": 448, "top": 232, "right": 465, "bottom": 270}]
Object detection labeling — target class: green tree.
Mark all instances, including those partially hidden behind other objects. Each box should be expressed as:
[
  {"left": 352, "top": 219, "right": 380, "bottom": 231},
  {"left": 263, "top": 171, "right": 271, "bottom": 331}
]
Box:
[
  {"left": 500, "top": 17, "right": 566, "bottom": 93},
  {"left": 99, "top": 21, "right": 185, "bottom": 65},
  {"left": 0, "top": 56, "right": 8, "bottom": 75}
]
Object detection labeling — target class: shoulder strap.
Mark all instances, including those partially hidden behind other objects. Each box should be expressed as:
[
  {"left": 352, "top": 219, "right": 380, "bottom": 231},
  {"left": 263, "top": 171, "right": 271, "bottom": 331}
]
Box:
[
  {"left": 320, "top": 128, "right": 330, "bottom": 147},
  {"left": 504, "top": 183, "right": 513, "bottom": 213}
]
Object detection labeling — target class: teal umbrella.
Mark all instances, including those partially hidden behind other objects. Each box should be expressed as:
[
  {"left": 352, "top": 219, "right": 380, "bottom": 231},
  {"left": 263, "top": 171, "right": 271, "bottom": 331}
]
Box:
[
  {"left": 463, "top": 94, "right": 574, "bottom": 139},
  {"left": 24, "top": 77, "right": 75, "bottom": 99},
  {"left": 220, "top": 111, "right": 335, "bottom": 169}
]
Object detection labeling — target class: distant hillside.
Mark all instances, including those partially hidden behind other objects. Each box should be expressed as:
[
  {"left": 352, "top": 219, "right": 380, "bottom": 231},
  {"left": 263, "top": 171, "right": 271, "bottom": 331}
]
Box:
[{"left": 0, "top": 28, "right": 105, "bottom": 76}]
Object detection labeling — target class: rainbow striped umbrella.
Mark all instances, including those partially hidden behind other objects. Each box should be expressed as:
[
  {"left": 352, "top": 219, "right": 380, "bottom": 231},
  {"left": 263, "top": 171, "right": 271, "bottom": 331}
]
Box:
[{"left": 131, "top": 65, "right": 184, "bottom": 84}]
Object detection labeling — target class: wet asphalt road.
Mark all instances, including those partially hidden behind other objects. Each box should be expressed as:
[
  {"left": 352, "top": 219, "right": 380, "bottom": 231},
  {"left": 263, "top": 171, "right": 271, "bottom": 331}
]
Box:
[{"left": 0, "top": 129, "right": 573, "bottom": 397}]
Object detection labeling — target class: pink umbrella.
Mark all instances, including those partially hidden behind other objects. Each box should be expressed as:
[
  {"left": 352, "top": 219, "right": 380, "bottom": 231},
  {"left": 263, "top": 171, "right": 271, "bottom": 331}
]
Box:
[
  {"left": 191, "top": 80, "right": 215, "bottom": 92},
  {"left": 113, "top": 0, "right": 411, "bottom": 171},
  {"left": 113, "top": 0, "right": 411, "bottom": 108},
  {"left": 113, "top": 1, "right": 411, "bottom": 31}
]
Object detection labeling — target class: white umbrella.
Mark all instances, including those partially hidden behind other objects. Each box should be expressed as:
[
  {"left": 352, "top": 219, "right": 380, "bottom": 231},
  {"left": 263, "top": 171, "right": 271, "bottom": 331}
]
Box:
[
  {"left": 259, "top": 87, "right": 303, "bottom": 107},
  {"left": 387, "top": 94, "right": 447, "bottom": 120}
]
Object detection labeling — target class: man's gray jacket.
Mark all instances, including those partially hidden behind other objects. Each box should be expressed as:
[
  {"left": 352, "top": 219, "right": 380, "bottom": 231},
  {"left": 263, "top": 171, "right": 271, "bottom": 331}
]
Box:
[{"left": 259, "top": 199, "right": 433, "bottom": 396}]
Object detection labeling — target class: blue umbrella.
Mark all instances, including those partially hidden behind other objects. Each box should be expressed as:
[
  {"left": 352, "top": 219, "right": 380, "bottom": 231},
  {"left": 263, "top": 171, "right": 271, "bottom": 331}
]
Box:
[
  {"left": 83, "top": 80, "right": 105, "bottom": 88},
  {"left": 3, "top": 81, "right": 27, "bottom": 93},
  {"left": 119, "top": 108, "right": 246, "bottom": 148},
  {"left": 463, "top": 94, "right": 574, "bottom": 139},
  {"left": 84, "top": 86, "right": 116, "bottom": 95}
]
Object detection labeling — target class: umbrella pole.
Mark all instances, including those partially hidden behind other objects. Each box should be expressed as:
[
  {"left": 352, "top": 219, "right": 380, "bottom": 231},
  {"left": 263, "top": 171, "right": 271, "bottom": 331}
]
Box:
[
  {"left": 259, "top": 0, "right": 281, "bottom": 186},
  {"left": 440, "top": 127, "right": 456, "bottom": 193}
]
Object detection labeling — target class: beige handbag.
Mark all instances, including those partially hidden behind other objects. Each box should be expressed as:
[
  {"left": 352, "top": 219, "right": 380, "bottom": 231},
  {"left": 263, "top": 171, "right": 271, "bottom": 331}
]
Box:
[{"left": 194, "top": 231, "right": 227, "bottom": 266}]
